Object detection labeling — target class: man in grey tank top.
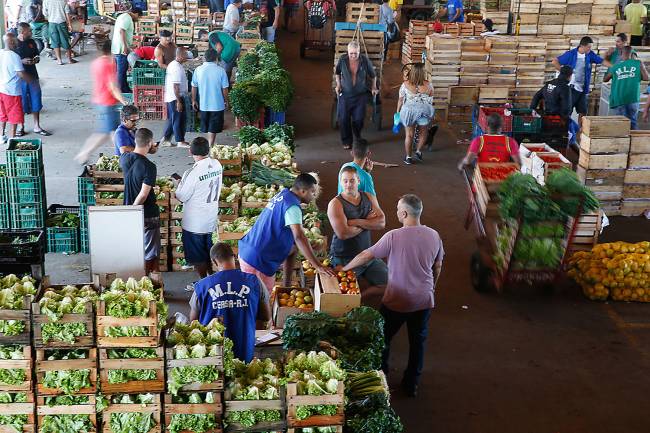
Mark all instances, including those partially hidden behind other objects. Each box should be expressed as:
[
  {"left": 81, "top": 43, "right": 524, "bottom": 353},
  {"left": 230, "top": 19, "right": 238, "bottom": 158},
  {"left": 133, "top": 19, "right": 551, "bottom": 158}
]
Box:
[{"left": 327, "top": 166, "right": 388, "bottom": 287}]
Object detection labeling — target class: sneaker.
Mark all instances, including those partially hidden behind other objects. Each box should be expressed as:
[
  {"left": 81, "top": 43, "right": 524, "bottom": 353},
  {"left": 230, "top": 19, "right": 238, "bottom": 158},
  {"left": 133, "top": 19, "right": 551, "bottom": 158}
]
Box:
[
  {"left": 159, "top": 138, "right": 172, "bottom": 147},
  {"left": 403, "top": 156, "right": 413, "bottom": 165},
  {"left": 185, "top": 283, "right": 195, "bottom": 292},
  {"left": 177, "top": 142, "right": 190, "bottom": 148},
  {"left": 414, "top": 151, "right": 423, "bottom": 161}
]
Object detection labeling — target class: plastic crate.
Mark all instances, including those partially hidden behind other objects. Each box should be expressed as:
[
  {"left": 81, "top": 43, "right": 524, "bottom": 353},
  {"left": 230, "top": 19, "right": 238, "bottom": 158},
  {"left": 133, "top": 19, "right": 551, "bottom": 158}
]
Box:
[
  {"left": 132, "top": 67, "right": 166, "bottom": 86},
  {"left": 477, "top": 107, "right": 513, "bottom": 133},
  {"left": 6, "top": 139, "right": 43, "bottom": 177},
  {"left": 10, "top": 203, "right": 45, "bottom": 228},
  {"left": 0, "top": 203, "right": 9, "bottom": 229},
  {"left": 0, "top": 229, "right": 45, "bottom": 264},
  {"left": 0, "top": 164, "right": 7, "bottom": 202},
  {"left": 264, "top": 108, "right": 286, "bottom": 127},
  {"left": 139, "top": 103, "right": 167, "bottom": 121},
  {"left": 8, "top": 177, "right": 45, "bottom": 204},
  {"left": 79, "top": 203, "right": 88, "bottom": 230},
  {"left": 77, "top": 176, "right": 96, "bottom": 205},
  {"left": 542, "top": 115, "right": 567, "bottom": 131},
  {"left": 511, "top": 108, "right": 542, "bottom": 134},
  {"left": 47, "top": 227, "right": 79, "bottom": 253},
  {"left": 134, "top": 85, "right": 164, "bottom": 104},
  {"left": 80, "top": 228, "right": 89, "bottom": 253}
]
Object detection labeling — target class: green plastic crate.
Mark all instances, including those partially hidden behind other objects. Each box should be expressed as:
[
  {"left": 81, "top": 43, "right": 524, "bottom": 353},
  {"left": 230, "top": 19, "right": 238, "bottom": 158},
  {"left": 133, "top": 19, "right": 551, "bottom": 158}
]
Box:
[
  {"left": 8, "top": 177, "right": 45, "bottom": 204},
  {"left": 511, "top": 108, "right": 542, "bottom": 134},
  {"left": 7, "top": 139, "right": 43, "bottom": 177},
  {"left": 79, "top": 204, "right": 88, "bottom": 230},
  {"left": 0, "top": 203, "right": 9, "bottom": 229},
  {"left": 80, "top": 228, "right": 89, "bottom": 253},
  {"left": 47, "top": 227, "right": 79, "bottom": 253},
  {"left": 77, "top": 177, "right": 96, "bottom": 205},
  {"left": 10, "top": 202, "right": 45, "bottom": 229},
  {"left": 132, "top": 66, "right": 165, "bottom": 86}
]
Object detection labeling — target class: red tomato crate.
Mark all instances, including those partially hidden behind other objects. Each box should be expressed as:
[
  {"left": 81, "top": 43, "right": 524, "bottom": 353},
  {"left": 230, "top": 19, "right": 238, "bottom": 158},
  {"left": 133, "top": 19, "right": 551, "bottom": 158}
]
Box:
[
  {"left": 478, "top": 107, "right": 513, "bottom": 133},
  {"left": 133, "top": 85, "right": 164, "bottom": 104}
]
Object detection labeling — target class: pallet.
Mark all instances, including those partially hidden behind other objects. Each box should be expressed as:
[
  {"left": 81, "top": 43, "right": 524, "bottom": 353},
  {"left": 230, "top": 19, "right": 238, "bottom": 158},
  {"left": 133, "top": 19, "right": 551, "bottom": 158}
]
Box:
[
  {"left": 35, "top": 348, "right": 97, "bottom": 396},
  {"left": 96, "top": 300, "right": 159, "bottom": 348},
  {"left": 32, "top": 291, "right": 95, "bottom": 348},
  {"left": 0, "top": 391, "right": 35, "bottom": 433},
  {"left": 0, "top": 346, "right": 32, "bottom": 392},
  {"left": 286, "top": 381, "right": 344, "bottom": 428},
  {"left": 36, "top": 395, "right": 97, "bottom": 432},
  {"left": 166, "top": 345, "right": 224, "bottom": 392},
  {"left": 0, "top": 296, "right": 32, "bottom": 345},
  {"left": 103, "top": 394, "right": 163, "bottom": 433},
  {"left": 164, "top": 393, "right": 222, "bottom": 433},
  {"left": 224, "top": 388, "right": 285, "bottom": 433},
  {"left": 99, "top": 347, "right": 165, "bottom": 394}
]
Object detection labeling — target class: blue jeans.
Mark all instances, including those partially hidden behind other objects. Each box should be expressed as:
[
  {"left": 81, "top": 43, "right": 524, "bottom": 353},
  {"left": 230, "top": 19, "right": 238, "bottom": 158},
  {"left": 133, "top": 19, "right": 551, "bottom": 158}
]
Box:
[
  {"left": 263, "top": 26, "right": 276, "bottom": 42},
  {"left": 114, "top": 54, "right": 131, "bottom": 93},
  {"left": 164, "top": 100, "right": 187, "bottom": 143},
  {"left": 614, "top": 103, "right": 639, "bottom": 130},
  {"left": 381, "top": 304, "right": 432, "bottom": 387}
]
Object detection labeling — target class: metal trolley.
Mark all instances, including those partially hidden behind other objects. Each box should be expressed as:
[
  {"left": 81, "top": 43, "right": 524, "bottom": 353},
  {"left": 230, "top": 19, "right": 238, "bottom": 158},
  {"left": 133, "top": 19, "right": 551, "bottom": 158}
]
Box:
[{"left": 300, "top": 0, "right": 336, "bottom": 58}]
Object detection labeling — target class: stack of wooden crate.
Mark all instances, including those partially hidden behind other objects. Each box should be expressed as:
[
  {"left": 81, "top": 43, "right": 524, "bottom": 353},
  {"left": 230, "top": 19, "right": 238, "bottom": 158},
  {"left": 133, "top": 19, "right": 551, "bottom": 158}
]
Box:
[
  {"left": 425, "top": 35, "right": 461, "bottom": 121},
  {"left": 564, "top": 0, "right": 592, "bottom": 35},
  {"left": 590, "top": 0, "right": 618, "bottom": 35},
  {"left": 175, "top": 21, "right": 194, "bottom": 45},
  {"left": 460, "top": 38, "right": 488, "bottom": 85},
  {"left": 172, "top": 0, "right": 187, "bottom": 21},
  {"left": 402, "top": 20, "right": 429, "bottom": 64},
  {"left": 345, "top": 2, "right": 379, "bottom": 23},
  {"left": 186, "top": 0, "right": 199, "bottom": 21},
  {"left": 577, "top": 116, "right": 631, "bottom": 216},
  {"left": 447, "top": 86, "right": 479, "bottom": 128},
  {"left": 513, "top": 38, "right": 546, "bottom": 106},
  {"left": 136, "top": 16, "right": 158, "bottom": 37},
  {"left": 538, "top": 0, "right": 567, "bottom": 35},
  {"left": 511, "top": 0, "right": 541, "bottom": 35},
  {"left": 480, "top": 0, "right": 510, "bottom": 32},
  {"left": 147, "top": 0, "right": 160, "bottom": 16},
  {"left": 487, "top": 37, "right": 517, "bottom": 87},
  {"left": 622, "top": 131, "right": 650, "bottom": 216},
  {"left": 544, "top": 36, "right": 570, "bottom": 81}
]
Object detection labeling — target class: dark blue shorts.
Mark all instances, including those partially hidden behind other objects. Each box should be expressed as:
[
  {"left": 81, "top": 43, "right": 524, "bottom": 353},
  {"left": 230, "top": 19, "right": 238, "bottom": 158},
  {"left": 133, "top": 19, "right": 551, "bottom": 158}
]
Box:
[
  {"left": 21, "top": 80, "right": 43, "bottom": 114},
  {"left": 182, "top": 230, "right": 213, "bottom": 265}
]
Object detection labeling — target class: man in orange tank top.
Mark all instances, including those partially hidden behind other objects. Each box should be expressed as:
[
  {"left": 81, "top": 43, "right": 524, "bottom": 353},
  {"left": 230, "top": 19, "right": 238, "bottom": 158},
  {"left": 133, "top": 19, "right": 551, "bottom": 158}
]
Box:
[{"left": 458, "top": 113, "right": 521, "bottom": 169}]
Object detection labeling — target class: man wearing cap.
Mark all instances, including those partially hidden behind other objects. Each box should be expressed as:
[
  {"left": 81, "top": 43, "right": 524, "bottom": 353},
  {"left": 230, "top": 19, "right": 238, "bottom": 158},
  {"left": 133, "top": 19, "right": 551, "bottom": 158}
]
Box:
[
  {"left": 154, "top": 30, "right": 177, "bottom": 69},
  {"left": 111, "top": 3, "right": 142, "bottom": 93},
  {"left": 530, "top": 65, "right": 574, "bottom": 119}
]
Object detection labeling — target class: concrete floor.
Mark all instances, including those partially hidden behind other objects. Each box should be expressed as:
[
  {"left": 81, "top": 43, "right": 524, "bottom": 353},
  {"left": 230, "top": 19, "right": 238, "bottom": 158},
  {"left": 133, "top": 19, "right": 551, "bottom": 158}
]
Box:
[{"left": 18, "top": 30, "right": 650, "bottom": 433}]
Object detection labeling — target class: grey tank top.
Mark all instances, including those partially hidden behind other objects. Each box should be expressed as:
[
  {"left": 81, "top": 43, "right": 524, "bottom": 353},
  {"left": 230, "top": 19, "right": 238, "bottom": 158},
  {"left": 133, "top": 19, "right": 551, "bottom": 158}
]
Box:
[{"left": 330, "top": 193, "right": 372, "bottom": 258}]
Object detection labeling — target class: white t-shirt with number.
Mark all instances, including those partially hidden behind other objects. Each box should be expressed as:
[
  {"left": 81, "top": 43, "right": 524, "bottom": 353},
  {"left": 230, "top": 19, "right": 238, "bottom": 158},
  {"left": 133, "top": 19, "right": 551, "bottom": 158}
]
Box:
[{"left": 174, "top": 157, "right": 223, "bottom": 234}]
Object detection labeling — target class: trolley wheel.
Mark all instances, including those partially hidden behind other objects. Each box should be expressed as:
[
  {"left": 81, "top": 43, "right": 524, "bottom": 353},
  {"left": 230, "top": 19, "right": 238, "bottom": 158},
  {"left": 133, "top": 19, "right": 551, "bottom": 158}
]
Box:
[
  {"left": 331, "top": 98, "right": 339, "bottom": 130},
  {"left": 300, "top": 42, "right": 306, "bottom": 58},
  {"left": 470, "top": 251, "right": 494, "bottom": 293}
]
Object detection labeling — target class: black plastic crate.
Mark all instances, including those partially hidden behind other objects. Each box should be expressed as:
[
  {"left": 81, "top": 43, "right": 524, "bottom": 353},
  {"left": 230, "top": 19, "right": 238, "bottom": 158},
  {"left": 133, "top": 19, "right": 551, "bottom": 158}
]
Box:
[{"left": 0, "top": 229, "right": 45, "bottom": 265}]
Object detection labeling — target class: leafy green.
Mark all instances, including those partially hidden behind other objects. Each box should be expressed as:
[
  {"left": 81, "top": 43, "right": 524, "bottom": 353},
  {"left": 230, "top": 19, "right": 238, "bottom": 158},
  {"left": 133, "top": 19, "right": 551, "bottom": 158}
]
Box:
[
  {"left": 264, "top": 122, "right": 295, "bottom": 150},
  {"left": 345, "top": 393, "right": 403, "bottom": 433},
  {"left": 235, "top": 125, "right": 265, "bottom": 146},
  {"left": 0, "top": 345, "right": 26, "bottom": 385},
  {"left": 40, "top": 395, "right": 93, "bottom": 433},
  {"left": 41, "top": 349, "right": 91, "bottom": 394},
  {"left": 100, "top": 276, "right": 167, "bottom": 334},
  {"left": 546, "top": 168, "right": 600, "bottom": 215},
  {"left": 283, "top": 307, "right": 385, "bottom": 372},
  {"left": 46, "top": 212, "right": 79, "bottom": 228},
  {"left": 106, "top": 348, "right": 160, "bottom": 384},
  {"left": 0, "top": 274, "right": 37, "bottom": 336},
  {"left": 38, "top": 285, "right": 97, "bottom": 343},
  {"left": 0, "top": 392, "right": 28, "bottom": 432},
  {"left": 168, "top": 393, "right": 218, "bottom": 433},
  {"left": 295, "top": 404, "right": 337, "bottom": 420},
  {"left": 497, "top": 173, "right": 564, "bottom": 222},
  {"left": 105, "top": 394, "right": 158, "bottom": 433},
  {"left": 225, "top": 409, "right": 282, "bottom": 428}
]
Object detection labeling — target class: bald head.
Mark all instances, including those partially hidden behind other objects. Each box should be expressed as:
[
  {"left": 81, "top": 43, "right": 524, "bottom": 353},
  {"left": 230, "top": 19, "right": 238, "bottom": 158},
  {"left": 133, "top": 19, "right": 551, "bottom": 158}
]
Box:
[
  {"left": 176, "top": 47, "right": 188, "bottom": 63},
  {"left": 3, "top": 33, "right": 17, "bottom": 50}
]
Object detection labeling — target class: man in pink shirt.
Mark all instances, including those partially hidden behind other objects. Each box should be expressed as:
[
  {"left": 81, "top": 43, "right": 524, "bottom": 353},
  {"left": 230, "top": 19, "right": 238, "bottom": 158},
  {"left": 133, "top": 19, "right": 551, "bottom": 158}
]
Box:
[
  {"left": 343, "top": 194, "right": 444, "bottom": 397},
  {"left": 74, "top": 40, "right": 127, "bottom": 164}
]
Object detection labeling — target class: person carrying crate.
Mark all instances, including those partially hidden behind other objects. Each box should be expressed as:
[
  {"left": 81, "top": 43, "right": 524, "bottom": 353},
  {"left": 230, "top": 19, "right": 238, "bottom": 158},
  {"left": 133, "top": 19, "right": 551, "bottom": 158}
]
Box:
[
  {"left": 529, "top": 65, "right": 573, "bottom": 119},
  {"left": 458, "top": 113, "right": 521, "bottom": 169}
]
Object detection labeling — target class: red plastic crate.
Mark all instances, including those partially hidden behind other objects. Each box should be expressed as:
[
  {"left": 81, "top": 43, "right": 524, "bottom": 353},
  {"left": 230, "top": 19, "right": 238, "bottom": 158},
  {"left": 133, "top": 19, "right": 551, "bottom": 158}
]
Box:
[
  {"left": 139, "top": 103, "right": 167, "bottom": 121},
  {"left": 478, "top": 107, "right": 513, "bottom": 133},
  {"left": 133, "top": 85, "right": 164, "bottom": 104}
]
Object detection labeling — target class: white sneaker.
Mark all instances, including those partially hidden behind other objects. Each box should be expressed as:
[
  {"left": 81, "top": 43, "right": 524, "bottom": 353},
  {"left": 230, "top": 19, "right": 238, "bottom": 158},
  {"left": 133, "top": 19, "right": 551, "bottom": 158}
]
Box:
[
  {"left": 177, "top": 142, "right": 190, "bottom": 148},
  {"left": 184, "top": 283, "right": 195, "bottom": 292},
  {"left": 159, "top": 138, "right": 172, "bottom": 147}
]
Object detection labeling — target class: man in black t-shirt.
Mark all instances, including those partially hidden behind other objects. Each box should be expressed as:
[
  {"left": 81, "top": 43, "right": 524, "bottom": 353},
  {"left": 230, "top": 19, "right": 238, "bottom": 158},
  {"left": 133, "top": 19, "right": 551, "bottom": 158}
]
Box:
[
  {"left": 258, "top": 0, "right": 280, "bottom": 42},
  {"left": 119, "top": 128, "right": 161, "bottom": 274},
  {"left": 15, "top": 23, "right": 51, "bottom": 137}
]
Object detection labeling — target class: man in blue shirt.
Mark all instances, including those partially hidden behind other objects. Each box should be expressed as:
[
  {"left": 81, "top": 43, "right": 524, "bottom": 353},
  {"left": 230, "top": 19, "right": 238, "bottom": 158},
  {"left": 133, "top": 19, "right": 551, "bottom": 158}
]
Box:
[
  {"left": 113, "top": 105, "right": 139, "bottom": 155},
  {"left": 435, "top": 0, "right": 464, "bottom": 23},
  {"left": 238, "top": 173, "right": 336, "bottom": 292},
  {"left": 553, "top": 36, "right": 610, "bottom": 123},
  {"left": 189, "top": 242, "right": 271, "bottom": 362},
  {"left": 191, "top": 48, "right": 230, "bottom": 146},
  {"left": 337, "top": 141, "right": 377, "bottom": 196}
]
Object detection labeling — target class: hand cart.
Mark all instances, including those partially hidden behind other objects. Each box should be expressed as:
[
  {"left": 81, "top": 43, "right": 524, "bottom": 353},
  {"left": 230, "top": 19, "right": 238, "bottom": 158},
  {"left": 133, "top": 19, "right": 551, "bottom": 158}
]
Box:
[
  {"left": 461, "top": 166, "right": 581, "bottom": 293},
  {"left": 300, "top": 0, "right": 336, "bottom": 58}
]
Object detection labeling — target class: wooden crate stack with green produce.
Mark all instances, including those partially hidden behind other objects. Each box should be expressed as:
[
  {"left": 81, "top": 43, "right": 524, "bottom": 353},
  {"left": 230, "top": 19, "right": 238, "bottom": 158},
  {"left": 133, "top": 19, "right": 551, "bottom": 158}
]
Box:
[
  {"left": 622, "top": 130, "right": 650, "bottom": 216},
  {"left": 169, "top": 192, "right": 188, "bottom": 272},
  {"left": 577, "top": 116, "right": 631, "bottom": 216}
]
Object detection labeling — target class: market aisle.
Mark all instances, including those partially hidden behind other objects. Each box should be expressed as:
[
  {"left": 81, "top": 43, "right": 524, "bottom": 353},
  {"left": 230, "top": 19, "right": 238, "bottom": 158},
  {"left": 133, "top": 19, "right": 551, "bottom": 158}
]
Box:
[{"left": 273, "top": 30, "right": 650, "bottom": 433}]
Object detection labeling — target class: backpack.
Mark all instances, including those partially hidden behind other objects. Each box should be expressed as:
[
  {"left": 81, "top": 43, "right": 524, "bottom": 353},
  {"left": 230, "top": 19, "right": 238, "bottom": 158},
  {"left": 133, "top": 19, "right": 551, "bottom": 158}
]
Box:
[
  {"left": 308, "top": 1, "right": 327, "bottom": 29},
  {"left": 387, "top": 22, "right": 400, "bottom": 43}
]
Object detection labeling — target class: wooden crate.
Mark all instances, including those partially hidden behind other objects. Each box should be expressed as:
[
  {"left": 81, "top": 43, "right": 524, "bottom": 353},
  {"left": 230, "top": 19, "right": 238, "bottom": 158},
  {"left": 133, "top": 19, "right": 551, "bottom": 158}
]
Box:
[
  {"left": 272, "top": 286, "right": 314, "bottom": 328},
  {"left": 99, "top": 347, "right": 165, "bottom": 394},
  {"left": 0, "top": 391, "right": 35, "bottom": 433},
  {"left": 345, "top": 3, "right": 379, "bottom": 23},
  {"left": 578, "top": 151, "right": 628, "bottom": 170},
  {"left": 96, "top": 300, "right": 159, "bottom": 348},
  {"left": 0, "top": 346, "right": 32, "bottom": 392},
  {"left": 0, "top": 296, "right": 32, "bottom": 345},
  {"left": 449, "top": 86, "right": 479, "bottom": 106},
  {"left": 582, "top": 116, "right": 631, "bottom": 138},
  {"left": 621, "top": 199, "right": 650, "bottom": 216},
  {"left": 164, "top": 393, "right": 222, "bottom": 433},
  {"left": 219, "top": 157, "right": 243, "bottom": 177},
  {"left": 577, "top": 166, "right": 626, "bottom": 188},
  {"left": 579, "top": 134, "right": 630, "bottom": 155},
  {"left": 36, "top": 348, "right": 97, "bottom": 396},
  {"left": 166, "top": 345, "right": 224, "bottom": 392},
  {"left": 623, "top": 184, "right": 650, "bottom": 199},
  {"left": 314, "top": 274, "right": 360, "bottom": 318},
  {"left": 32, "top": 291, "right": 95, "bottom": 348},
  {"left": 624, "top": 169, "right": 650, "bottom": 185},
  {"left": 103, "top": 394, "right": 163, "bottom": 433},
  {"left": 224, "top": 388, "right": 285, "bottom": 432},
  {"left": 36, "top": 395, "right": 97, "bottom": 432},
  {"left": 478, "top": 86, "right": 510, "bottom": 105},
  {"left": 630, "top": 131, "right": 650, "bottom": 154},
  {"left": 568, "top": 211, "right": 602, "bottom": 252},
  {"left": 286, "top": 381, "right": 344, "bottom": 428},
  {"left": 628, "top": 154, "right": 650, "bottom": 169}
]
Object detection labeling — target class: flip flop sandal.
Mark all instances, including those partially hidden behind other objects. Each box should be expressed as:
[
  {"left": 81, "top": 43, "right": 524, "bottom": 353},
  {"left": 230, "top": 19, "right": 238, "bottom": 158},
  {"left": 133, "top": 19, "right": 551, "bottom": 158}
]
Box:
[
  {"left": 15, "top": 130, "right": 25, "bottom": 137},
  {"left": 34, "top": 129, "right": 52, "bottom": 136}
]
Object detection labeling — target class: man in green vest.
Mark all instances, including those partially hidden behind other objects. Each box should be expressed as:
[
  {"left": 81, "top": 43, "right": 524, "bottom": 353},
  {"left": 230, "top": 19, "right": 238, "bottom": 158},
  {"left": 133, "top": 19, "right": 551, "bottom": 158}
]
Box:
[{"left": 605, "top": 46, "right": 648, "bottom": 130}]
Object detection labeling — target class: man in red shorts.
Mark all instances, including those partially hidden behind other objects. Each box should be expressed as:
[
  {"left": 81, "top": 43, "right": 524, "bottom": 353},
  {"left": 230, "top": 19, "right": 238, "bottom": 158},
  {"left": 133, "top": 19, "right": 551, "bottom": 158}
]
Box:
[{"left": 1, "top": 33, "right": 28, "bottom": 144}]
